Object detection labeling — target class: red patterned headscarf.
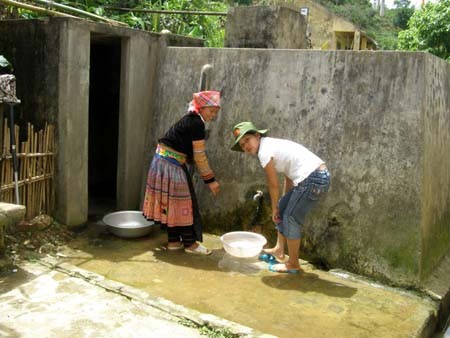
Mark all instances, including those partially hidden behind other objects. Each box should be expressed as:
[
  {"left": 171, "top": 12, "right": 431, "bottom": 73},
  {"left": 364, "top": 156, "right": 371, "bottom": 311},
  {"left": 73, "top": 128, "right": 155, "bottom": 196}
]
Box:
[{"left": 188, "top": 90, "right": 221, "bottom": 114}]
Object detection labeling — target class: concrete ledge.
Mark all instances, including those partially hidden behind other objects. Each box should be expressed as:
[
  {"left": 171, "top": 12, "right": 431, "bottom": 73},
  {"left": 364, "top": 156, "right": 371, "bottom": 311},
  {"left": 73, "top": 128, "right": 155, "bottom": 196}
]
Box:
[
  {"left": 0, "top": 202, "right": 26, "bottom": 254},
  {"left": 423, "top": 251, "right": 450, "bottom": 335}
]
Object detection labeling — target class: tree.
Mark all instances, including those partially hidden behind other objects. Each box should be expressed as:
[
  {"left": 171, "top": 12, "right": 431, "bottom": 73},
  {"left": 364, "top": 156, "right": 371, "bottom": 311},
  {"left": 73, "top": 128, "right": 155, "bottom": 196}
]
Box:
[
  {"left": 398, "top": 0, "right": 450, "bottom": 61},
  {"left": 392, "top": 0, "right": 414, "bottom": 29}
]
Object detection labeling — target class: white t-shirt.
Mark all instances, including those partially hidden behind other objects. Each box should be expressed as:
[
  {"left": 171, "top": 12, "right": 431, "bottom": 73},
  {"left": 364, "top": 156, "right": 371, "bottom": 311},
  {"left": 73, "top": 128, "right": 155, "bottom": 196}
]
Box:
[{"left": 258, "top": 137, "right": 324, "bottom": 185}]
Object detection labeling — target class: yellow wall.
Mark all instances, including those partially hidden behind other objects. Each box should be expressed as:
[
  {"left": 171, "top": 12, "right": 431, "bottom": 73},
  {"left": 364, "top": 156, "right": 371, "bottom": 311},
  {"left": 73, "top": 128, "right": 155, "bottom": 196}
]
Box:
[{"left": 269, "top": 0, "right": 376, "bottom": 50}]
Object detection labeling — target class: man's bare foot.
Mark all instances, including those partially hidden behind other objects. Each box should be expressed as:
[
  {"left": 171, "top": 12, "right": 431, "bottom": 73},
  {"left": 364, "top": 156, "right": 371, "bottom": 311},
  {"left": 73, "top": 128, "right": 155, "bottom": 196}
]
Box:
[
  {"left": 268, "top": 262, "right": 301, "bottom": 274},
  {"left": 263, "top": 248, "right": 287, "bottom": 262}
]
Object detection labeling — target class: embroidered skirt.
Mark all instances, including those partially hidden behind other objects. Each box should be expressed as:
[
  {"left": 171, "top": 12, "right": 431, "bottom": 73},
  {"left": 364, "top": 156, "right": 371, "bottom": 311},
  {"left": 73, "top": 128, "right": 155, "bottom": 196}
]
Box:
[{"left": 143, "top": 149, "right": 193, "bottom": 227}]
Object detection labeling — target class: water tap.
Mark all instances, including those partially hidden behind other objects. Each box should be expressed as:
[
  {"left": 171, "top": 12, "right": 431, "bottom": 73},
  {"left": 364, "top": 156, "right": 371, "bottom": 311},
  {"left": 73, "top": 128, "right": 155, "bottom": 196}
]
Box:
[{"left": 253, "top": 190, "right": 263, "bottom": 201}]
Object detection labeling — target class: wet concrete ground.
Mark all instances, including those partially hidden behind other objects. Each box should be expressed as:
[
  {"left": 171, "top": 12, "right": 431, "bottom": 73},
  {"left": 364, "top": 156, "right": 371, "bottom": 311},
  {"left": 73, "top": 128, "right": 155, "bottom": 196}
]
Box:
[
  {"left": 0, "top": 262, "right": 207, "bottom": 338},
  {"left": 51, "top": 221, "right": 441, "bottom": 338}
]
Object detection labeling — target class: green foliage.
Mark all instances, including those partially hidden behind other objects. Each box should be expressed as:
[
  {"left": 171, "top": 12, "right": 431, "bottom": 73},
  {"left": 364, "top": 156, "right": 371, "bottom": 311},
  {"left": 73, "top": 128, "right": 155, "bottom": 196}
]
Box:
[
  {"left": 198, "top": 326, "right": 239, "bottom": 338},
  {"left": 328, "top": 2, "right": 377, "bottom": 28},
  {"left": 316, "top": 0, "right": 401, "bottom": 49},
  {"left": 4, "top": 0, "right": 431, "bottom": 52},
  {"left": 398, "top": 0, "right": 450, "bottom": 61},
  {"left": 96, "top": 0, "right": 228, "bottom": 46},
  {"left": 393, "top": 6, "right": 414, "bottom": 29},
  {"left": 150, "top": 0, "right": 227, "bottom": 47},
  {"left": 8, "top": 0, "right": 227, "bottom": 47},
  {"left": 392, "top": 0, "right": 414, "bottom": 29},
  {"left": 178, "top": 318, "right": 239, "bottom": 338}
]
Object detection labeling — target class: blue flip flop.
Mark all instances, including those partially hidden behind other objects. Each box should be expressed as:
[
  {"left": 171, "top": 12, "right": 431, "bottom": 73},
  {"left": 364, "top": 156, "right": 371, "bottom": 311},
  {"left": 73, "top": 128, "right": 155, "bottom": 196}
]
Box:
[
  {"left": 259, "top": 253, "right": 288, "bottom": 264},
  {"left": 258, "top": 253, "right": 281, "bottom": 264},
  {"left": 268, "top": 263, "right": 300, "bottom": 274}
]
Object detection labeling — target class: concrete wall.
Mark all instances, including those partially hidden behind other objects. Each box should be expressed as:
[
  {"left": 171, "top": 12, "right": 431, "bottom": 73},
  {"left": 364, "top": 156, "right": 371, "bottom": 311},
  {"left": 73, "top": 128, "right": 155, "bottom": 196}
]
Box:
[
  {"left": 0, "top": 19, "right": 60, "bottom": 127},
  {"left": 0, "top": 18, "right": 202, "bottom": 226},
  {"left": 0, "top": 203, "right": 25, "bottom": 255},
  {"left": 56, "top": 19, "right": 165, "bottom": 225},
  {"left": 225, "top": 6, "right": 307, "bottom": 49},
  {"left": 422, "top": 56, "right": 450, "bottom": 279},
  {"left": 2, "top": 18, "right": 449, "bottom": 286},
  {"left": 149, "top": 47, "right": 450, "bottom": 286}
]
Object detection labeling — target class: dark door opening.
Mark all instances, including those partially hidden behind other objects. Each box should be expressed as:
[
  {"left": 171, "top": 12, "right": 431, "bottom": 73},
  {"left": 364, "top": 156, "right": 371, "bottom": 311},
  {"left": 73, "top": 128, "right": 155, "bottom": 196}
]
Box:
[{"left": 88, "top": 35, "right": 121, "bottom": 218}]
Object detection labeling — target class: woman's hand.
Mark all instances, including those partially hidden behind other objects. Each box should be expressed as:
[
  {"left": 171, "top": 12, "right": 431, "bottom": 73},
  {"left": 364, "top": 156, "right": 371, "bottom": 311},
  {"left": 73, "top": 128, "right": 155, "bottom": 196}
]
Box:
[{"left": 208, "top": 181, "right": 220, "bottom": 196}]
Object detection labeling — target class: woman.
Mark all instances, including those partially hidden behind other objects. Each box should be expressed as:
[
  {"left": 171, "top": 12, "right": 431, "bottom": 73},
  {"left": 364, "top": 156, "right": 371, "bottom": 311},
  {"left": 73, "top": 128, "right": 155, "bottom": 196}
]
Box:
[
  {"left": 143, "top": 91, "right": 221, "bottom": 255},
  {"left": 231, "top": 121, "right": 330, "bottom": 273}
]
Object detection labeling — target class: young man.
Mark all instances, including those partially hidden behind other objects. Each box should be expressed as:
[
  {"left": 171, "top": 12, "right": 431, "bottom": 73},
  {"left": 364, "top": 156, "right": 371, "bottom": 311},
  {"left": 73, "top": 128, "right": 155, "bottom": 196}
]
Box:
[{"left": 231, "top": 121, "right": 330, "bottom": 273}]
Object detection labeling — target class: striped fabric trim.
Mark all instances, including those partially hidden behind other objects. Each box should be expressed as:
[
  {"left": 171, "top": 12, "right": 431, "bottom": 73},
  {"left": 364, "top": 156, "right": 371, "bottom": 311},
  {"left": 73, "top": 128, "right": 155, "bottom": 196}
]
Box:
[
  {"left": 142, "top": 156, "right": 193, "bottom": 227},
  {"left": 194, "top": 91, "right": 220, "bottom": 108},
  {"left": 189, "top": 91, "right": 221, "bottom": 113},
  {"left": 156, "top": 143, "right": 187, "bottom": 164},
  {"left": 192, "top": 139, "right": 215, "bottom": 183}
]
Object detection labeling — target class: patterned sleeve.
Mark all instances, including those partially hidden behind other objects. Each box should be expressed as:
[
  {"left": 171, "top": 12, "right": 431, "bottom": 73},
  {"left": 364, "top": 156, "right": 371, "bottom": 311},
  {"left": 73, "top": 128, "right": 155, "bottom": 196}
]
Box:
[
  {"left": 188, "top": 115, "right": 215, "bottom": 183},
  {"left": 193, "top": 139, "right": 216, "bottom": 183}
]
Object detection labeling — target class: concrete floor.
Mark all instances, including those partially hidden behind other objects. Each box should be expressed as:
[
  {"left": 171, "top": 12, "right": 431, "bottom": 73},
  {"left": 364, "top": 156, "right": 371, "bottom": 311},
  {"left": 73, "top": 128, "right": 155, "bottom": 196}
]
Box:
[
  {"left": 37, "top": 221, "right": 441, "bottom": 338},
  {"left": 0, "top": 262, "right": 208, "bottom": 338}
]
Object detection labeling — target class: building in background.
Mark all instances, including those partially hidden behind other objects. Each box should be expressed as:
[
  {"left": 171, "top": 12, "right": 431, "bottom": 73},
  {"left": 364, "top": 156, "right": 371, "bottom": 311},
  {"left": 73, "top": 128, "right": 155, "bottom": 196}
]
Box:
[{"left": 272, "top": 0, "right": 378, "bottom": 50}]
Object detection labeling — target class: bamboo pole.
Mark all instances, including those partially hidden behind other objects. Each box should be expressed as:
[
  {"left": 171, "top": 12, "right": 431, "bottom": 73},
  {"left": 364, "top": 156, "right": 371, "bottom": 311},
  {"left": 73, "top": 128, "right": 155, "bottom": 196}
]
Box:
[
  {"left": 0, "top": 0, "right": 78, "bottom": 18},
  {"left": 19, "top": 140, "right": 26, "bottom": 206},
  {"left": 5, "top": 123, "right": 11, "bottom": 202},
  {"left": 28, "top": 123, "right": 33, "bottom": 218},
  {"left": 1, "top": 123, "right": 6, "bottom": 202},
  {"left": 45, "top": 123, "right": 51, "bottom": 213},
  {"left": 41, "top": 124, "right": 47, "bottom": 213},
  {"left": 31, "top": 0, "right": 128, "bottom": 26},
  {"left": 0, "top": 173, "right": 53, "bottom": 191},
  {"left": 1, "top": 120, "right": 5, "bottom": 201},
  {"left": 38, "top": 128, "right": 43, "bottom": 214},
  {"left": 31, "top": 125, "right": 36, "bottom": 218},
  {"left": 36, "top": 129, "right": 41, "bottom": 214},
  {"left": 48, "top": 125, "right": 54, "bottom": 212},
  {"left": 0, "top": 121, "right": 56, "bottom": 216},
  {"left": 104, "top": 7, "right": 228, "bottom": 16},
  {"left": 2, "top": 152, "right": 54, "bottom": 159},
  {"left": 2, "top": 119, "right": 8, "bottom": 155}
]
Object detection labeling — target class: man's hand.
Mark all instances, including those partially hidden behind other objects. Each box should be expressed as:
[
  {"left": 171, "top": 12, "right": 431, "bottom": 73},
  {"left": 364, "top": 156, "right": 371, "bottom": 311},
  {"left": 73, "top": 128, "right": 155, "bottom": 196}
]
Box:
[{"left": 272, "top": 207, "right": 281, "bottom": 223}]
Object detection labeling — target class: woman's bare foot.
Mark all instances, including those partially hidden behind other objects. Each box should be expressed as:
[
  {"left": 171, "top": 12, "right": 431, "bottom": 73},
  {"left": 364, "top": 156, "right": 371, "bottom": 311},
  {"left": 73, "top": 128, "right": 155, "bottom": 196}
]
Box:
[{"left": 167, "top": 242, "right": 183, "bottom": 250}]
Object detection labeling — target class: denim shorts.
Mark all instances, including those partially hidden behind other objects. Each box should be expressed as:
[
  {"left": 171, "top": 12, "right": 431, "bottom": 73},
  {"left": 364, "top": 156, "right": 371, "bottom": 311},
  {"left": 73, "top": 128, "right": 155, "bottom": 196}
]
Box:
[{"left": 276, "top": 168, "right": 330, "bottom": 239}]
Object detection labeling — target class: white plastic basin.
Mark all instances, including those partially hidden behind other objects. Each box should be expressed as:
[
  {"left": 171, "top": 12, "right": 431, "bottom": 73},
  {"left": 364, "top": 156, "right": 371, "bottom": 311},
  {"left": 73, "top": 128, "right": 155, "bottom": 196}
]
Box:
[{"left": 220, "top": 231, "right": 267, "bottom": 258}]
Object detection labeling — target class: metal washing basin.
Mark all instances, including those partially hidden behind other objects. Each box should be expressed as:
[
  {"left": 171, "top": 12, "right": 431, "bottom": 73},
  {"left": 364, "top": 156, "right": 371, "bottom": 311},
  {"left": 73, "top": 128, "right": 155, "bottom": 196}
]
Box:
[{"left": 102, "top": 211, "right": 157, "bottom": 238}]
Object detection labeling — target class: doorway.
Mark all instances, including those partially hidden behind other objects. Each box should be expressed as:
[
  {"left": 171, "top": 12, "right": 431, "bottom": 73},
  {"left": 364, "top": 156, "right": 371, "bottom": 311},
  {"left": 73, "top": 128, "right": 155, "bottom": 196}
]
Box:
[{"left": 88, "top": 34, "right": 121, "bottom": 218}]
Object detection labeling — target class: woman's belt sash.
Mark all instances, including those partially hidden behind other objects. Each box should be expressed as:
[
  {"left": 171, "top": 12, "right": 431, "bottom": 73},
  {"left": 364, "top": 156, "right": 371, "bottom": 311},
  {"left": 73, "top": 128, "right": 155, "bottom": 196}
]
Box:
[{"left": 156, "top": 143, "right": 187, "bottom": 165}]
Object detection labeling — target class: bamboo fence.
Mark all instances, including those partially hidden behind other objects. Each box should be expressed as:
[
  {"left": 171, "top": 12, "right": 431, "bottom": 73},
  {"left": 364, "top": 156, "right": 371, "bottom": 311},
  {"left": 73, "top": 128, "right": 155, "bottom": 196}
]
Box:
[{"left": 0, "top": 119, "right": 55, "bottom": 220}]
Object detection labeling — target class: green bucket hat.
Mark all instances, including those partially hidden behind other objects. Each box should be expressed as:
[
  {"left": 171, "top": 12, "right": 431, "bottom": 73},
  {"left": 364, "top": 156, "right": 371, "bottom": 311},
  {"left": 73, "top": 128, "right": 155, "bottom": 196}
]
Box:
[{"left": 231, "top": 121, "right": 268, "bottom": 152}]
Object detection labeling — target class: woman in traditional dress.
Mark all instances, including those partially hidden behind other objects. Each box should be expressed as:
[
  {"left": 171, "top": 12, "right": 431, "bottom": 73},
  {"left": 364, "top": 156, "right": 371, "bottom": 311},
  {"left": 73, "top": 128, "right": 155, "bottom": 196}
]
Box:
[{"left": 143, "top": 91, "right": 221, "bottom": 255}]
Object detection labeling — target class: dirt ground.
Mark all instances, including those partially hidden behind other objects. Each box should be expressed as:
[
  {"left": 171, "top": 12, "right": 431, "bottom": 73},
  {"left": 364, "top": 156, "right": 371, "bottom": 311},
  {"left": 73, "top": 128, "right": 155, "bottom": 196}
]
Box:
[{"left": 2, "top": 215, "right": 76, "bottom": 272}]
